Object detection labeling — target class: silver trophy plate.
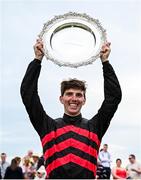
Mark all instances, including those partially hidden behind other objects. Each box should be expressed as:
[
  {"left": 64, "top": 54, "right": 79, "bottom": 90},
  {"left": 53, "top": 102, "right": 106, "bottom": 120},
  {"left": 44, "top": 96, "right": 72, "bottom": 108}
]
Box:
[{"left": 39, "top": 12, "right": 107, "bottom": 68}]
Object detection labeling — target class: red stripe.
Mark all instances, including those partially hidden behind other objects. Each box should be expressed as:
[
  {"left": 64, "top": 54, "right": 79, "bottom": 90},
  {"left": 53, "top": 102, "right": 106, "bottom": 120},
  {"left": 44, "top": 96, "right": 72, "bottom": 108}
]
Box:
[
  {"left": 41, "top": 125, "right": 100, "bottom": 147},
  {"left": 72, "top": 126, "right": 100, "bottom": 147},
  {"left": 71, "top": 154, "right": 97, "bottom": 176},
  {"left": 46, "top": 153, "right": 96, "bottom": 176},
  {"left": 46, "top": 154, "right": 71, "bottom": 176},
  {"left": 44, "top": 138, "right": 97, "bottom": 160},
  {"left": 42, "top": 126, "right": 70, "bottom": 146}
]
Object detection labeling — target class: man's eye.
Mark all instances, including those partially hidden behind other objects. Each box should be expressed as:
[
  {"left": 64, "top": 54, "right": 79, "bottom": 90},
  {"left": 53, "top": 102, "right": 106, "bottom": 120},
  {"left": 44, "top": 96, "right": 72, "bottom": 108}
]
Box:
[
  {"left": 76, "top": 93, "right": 83, "bottom": 97},
  {"left": 66, "top": 92, "right": 73, "bottom": 96}
]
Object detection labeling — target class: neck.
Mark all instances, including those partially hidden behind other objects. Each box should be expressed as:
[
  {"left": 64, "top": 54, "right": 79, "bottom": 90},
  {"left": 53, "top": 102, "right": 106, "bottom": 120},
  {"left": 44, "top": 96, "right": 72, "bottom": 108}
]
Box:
[
  {"left": 63, "top": 113, "right": 82, "bottom": 124},
  {"left": 65, "top": 112, "right": 81, "bottom": 117}
]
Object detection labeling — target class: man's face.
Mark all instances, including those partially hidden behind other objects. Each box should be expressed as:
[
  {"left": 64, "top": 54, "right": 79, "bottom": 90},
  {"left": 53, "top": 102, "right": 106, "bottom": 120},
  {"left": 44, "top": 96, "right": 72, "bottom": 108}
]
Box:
[
  {"left": 116, "top": 160, "right": 121, "bottom": 167},
  {"left": 60, "top": 88, "right": 86, "bottom": 116},
  {"left": 28, "top": 150, "right": 33, "bottom": 157},
  {"left": 1, "top": 154, "right": 6, "bottom": 162},
  {"left": 103, "top": 145, "right": 108, "bottom": 152},
  {"left": 128, "top": 156, "right": 135, "bottom": 164}
]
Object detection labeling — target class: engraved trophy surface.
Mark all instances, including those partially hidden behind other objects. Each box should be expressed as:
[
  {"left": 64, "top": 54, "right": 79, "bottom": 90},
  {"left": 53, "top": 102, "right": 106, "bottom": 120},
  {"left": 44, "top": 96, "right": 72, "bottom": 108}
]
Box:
[{"left": 39, "top": 12, "right": 107, "bottom": 68}]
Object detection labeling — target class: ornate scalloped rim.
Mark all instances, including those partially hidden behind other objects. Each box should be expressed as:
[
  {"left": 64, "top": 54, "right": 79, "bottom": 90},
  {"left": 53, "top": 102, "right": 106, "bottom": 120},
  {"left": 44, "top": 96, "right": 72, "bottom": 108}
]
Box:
[{"left": 39, "top": 12, "right": 107, "bottom": 68}]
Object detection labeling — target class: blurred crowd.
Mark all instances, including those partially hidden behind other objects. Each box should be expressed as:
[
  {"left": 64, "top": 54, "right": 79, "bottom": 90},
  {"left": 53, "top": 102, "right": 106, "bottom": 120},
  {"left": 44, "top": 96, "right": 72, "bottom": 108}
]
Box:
[
  {"left": 96, "top": 144, "right": 141, "bottom": 179},
  {"left": 0, "top": 144, "right": 141, "bottom": 179},
  {"left": 0, "top": 150, "right": 46, "bottom": 179}
]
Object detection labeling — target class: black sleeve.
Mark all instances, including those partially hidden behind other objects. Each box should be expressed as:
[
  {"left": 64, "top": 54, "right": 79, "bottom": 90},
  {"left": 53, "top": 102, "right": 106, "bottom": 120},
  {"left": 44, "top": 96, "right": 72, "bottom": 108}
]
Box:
[
  {"left": 89, "top": 61, "right": 122, "bottom": 140},
  {"left": 20, "top": 59, "right": 54, "bottom": 137},
  {"left": 18, "top": 167, "right": 24, "bottom": 179}
]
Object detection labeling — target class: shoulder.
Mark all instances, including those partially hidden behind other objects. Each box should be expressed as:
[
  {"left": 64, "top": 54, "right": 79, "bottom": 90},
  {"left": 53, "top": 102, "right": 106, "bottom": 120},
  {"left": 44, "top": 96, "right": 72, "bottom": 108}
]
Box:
[
  {"left": 5, "top": 166, "right": 10, "bottom": 171},
  {"left": 108, "top": 151, "right": 111, "bottom": 156},
  {"left": 99, "top": 150, "right": 104, "bottom": 156},
  {"left": 6, "top": 161, "right": 10, "bottom": 165},
  {"left": 136, "top": 162, "right": 141, "bottom": 167},
  {"left": 82, "top": 118, "right": 89, "bottom": 124},
  {"left": 126, "top": 163, "right": 131, "bottom": 169},
  {"left": 17, "top": 167, "right": 23, "bottom": 171},
  {"left": 54, "top": 118, "right": 64, "bottom": 125},
  {"left": 112, "top": 166, "right": 117, "bottom": 171},
  {"left": 54, "top": 118, "right": 65, "bottom": 128}
]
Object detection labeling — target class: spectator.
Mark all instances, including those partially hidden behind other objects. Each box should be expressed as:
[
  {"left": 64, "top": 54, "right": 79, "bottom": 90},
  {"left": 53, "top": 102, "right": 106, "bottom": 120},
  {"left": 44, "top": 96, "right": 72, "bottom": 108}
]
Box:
[
  {"left": 0, "top": 153, "right": 9, "bottom": 178},
  {"left": 15, "top": 156, "right": 22, "bottom": 166},
  {"left": 112, "top": 158, "right": 127, "bottom": 179},
  {"left": 34, "top": 165, "right": 47, "bottom": 179},
  {"left": 32, "top": 154, "right": 39, "bottom": 170},
  {"left": 23, "top": 150, "right": 33, "bottom": 162},
  {"left": 37, "top": 155, "right": 45, "bottom": 170},
  {"left": 30, "top": 154, "right": 40, "bottom": 177},
  {"left": 96, "top": 148, "right": 107, "bottom": 179},
  {"left": 126, "top": 154, "right": 141, "bottom": 179},
  {"left": 98, "top": 144, "right": 112, "bottom": 179},
  {"left": 22, "top": 157, "right": 34, "bottom": 179},
  {"left": 96, "top": 161, "right": 108, "bottom": 179},
  {"left": 4, "top": 158, "right": 24, "bottom": 179}
]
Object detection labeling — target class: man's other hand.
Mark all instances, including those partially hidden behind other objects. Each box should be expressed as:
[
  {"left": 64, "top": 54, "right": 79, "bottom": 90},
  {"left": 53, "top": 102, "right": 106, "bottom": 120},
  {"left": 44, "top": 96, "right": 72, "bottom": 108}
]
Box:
[{"left": 34, "top": 39, "right": 44, "bottom": 61}]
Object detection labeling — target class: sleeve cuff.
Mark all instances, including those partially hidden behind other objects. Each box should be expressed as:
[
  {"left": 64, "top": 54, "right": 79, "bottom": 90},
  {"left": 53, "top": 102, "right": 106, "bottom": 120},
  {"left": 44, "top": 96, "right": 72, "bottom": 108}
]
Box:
[
  {"left": 102, "top": 61, "right": 109, "bottom": 65},
  {"left": 34, "top": 59, "right": 42, "bottom": 64},
  {"left": 102, "top": 61, "right": 114, "bottom": 73}
]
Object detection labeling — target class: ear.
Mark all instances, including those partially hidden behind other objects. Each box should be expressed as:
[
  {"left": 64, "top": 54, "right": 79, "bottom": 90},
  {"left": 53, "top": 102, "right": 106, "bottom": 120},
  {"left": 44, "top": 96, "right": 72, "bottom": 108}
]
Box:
[
  {"left": 59, "top": 96, "right": 64, "bottom": 104},
  {"left": 82, "top": 98, "right": 86, "bottom": 105}
]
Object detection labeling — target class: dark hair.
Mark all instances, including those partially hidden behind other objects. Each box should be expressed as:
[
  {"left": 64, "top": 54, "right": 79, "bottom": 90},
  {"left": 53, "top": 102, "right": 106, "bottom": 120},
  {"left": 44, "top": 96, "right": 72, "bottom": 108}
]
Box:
[
  {"left": 1, "top": 153, "right": 6, "bottom": 156},
  {"left": 10, "top": 158, "right": 18, "bottom": 170},
  {"left": 116, "top": 158, "right": 122, "bottom": 163},
  {"left": 129, "top": 154, "right": 136, "bottom": 159},
  {"left": 14, "top": 157, "right": 21, "bottom": 162},
  {"left": 61, "top": 78, "right": 87, "bottom": 98},
  {"left": 103, "top": 144, "right": 108, "bottom": 147}
]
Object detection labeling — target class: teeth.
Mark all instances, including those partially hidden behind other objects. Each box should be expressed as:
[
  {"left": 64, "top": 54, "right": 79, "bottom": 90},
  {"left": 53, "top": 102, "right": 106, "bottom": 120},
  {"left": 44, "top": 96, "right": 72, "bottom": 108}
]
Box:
[{"left": 69, "top": 103, "right": 77, "bottom": 107}]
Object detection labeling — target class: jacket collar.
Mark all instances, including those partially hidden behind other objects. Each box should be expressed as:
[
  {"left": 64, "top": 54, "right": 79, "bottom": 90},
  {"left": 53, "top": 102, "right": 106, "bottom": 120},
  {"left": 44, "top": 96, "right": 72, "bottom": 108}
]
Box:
[{"left": 63, "top": 113, "right": 82, "bottom": 124}]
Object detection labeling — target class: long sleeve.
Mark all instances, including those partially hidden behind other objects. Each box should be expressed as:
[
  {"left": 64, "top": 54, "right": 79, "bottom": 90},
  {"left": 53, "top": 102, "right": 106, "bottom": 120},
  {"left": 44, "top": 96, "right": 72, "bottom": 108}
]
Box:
[
  {"left": 89, "top": 61, "right": 122, "bottom": 140},
  {"left": 98, "top": 151, "right": 111, "bottom": 167},
  {"left": 20, "top": 59, "right": 54, "bottom": 137}
]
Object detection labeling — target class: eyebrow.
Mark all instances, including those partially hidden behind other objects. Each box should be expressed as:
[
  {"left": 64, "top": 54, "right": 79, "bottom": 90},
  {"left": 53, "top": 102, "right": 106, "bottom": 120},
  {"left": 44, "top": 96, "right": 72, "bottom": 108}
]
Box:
[{"left": 65, "top": 92, "right": 83, "bottom": 96}]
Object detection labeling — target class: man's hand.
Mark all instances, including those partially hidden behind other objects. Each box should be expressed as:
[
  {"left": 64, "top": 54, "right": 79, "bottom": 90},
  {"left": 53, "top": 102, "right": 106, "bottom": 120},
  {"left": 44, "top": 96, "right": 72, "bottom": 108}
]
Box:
[
  {"left": 100, "top": 42, "right": 111, "bottom": 63},
  {"left": 33, "top": 39, "right": 44, "bottom": 61},
  {"left": 131, "top": 168, "right": 137, "bottom": 172}
]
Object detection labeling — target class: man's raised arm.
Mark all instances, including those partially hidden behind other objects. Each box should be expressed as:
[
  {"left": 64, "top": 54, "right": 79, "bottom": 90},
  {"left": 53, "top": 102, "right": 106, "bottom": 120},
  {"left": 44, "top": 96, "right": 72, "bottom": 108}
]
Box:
[
  {"left": 90, "top": 42, "right": 122, "bottom": 139},
  {"left": 20, "top": 39, "right": 53, "bottom": 135}
]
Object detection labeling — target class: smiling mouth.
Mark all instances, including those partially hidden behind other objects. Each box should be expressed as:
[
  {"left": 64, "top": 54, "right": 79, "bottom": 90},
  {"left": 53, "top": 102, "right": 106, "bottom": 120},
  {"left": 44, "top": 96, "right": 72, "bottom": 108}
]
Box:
[{"left": 69, "top": 103, "right": 78, "bottom": 108}]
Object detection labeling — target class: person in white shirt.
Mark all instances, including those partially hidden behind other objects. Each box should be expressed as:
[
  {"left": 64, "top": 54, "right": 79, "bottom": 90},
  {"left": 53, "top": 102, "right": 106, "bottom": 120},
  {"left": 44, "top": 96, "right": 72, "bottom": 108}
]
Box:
[
  {"left": 98, "top": 144, "right": 112, "bottom": 179},
  {"left": 126, "top": 154, "right": 141, "bottom": 179},
  {"left": 0, "top": 153, "right": 9, "bottom": 178},
  {"left": 34, "top": 165, "right": 47, "bottom": 179}
]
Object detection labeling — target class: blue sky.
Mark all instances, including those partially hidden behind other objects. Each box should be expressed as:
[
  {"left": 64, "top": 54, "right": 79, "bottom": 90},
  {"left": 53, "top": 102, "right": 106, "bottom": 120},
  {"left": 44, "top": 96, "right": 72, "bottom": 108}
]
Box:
[{"left": 1, "top": 0, "right": 141, "bottom": 167}]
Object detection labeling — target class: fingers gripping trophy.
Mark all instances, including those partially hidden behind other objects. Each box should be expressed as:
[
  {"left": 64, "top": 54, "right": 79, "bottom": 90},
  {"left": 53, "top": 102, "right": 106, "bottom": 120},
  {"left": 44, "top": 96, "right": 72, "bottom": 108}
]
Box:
[{"left": 21, "top": 12, "right": 122, "bottom": 179}]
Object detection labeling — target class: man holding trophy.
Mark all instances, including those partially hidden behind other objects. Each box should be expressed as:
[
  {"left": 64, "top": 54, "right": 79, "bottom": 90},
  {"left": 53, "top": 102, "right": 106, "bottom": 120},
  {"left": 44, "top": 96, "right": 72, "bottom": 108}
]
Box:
[{"left": 21, "top": 37, "right": 122, "bottom": 178}]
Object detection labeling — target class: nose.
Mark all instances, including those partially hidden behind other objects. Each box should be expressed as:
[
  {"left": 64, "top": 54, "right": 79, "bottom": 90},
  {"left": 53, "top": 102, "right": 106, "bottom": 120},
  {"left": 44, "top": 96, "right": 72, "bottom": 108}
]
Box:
[{"left": 71, "top": 94, "right": 77, "bottom": 101}]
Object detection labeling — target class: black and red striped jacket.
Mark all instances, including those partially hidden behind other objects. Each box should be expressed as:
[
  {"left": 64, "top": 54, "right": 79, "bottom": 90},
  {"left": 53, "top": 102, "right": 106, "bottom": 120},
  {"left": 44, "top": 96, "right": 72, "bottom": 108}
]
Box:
[{"left": 21, "top": 59, "right": 122, "bottom": 179}]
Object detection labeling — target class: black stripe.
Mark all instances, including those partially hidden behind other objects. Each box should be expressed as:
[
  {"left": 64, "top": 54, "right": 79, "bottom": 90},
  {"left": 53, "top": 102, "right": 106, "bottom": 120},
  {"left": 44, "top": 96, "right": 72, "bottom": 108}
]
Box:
[
  {"left": 71, "top": 131, "right": 99, "bottom": 150},
  {"left": 43, "top": 131, "right": 99, "bottom": 152},
  {"left": 45, "top": 147, "right": 97, "bottom": 167},
  {"left": 48, "top": 162, "right": 95, "bottom": 179},
  {"left": 55, "top": 117, "right": 101, "bottom": 136}
]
